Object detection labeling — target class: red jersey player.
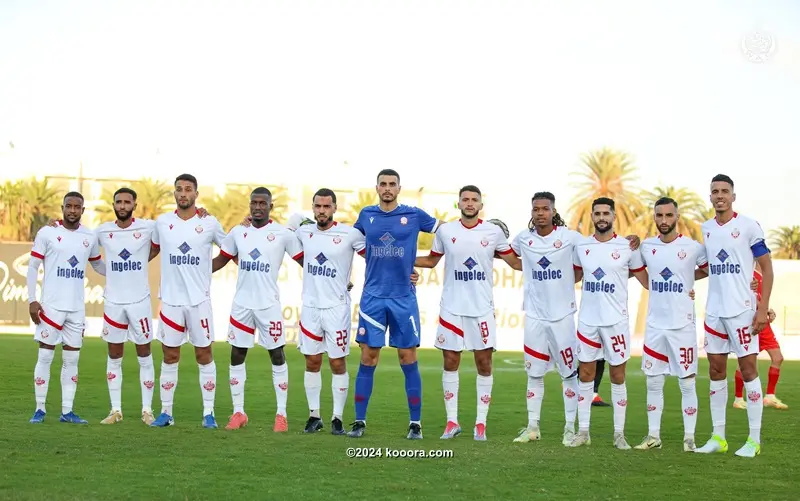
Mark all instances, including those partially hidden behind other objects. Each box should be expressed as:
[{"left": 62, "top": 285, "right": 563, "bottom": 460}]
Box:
[{"left": 733, "top": 264, "right": 786, "bottom": 410}]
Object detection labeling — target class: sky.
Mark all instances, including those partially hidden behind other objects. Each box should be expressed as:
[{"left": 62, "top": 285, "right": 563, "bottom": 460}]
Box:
[{"left": 0, "top": 0, "right": 798, "bottom": 231}]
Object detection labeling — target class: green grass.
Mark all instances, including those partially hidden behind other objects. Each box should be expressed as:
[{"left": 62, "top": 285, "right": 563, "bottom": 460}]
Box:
[{"left": 0, "top": 334, "right": 797, "bottom": 501}]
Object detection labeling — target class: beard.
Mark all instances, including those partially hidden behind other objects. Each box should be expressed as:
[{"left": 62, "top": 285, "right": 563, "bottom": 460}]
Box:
[{"left": 658, "top": 222, "right": 677, "bottom": 235}]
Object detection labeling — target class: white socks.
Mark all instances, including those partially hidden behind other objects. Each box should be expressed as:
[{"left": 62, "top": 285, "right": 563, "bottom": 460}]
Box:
[
  {"left": 709, "top": 379, "right": 727, "bottom": 439},
  {"left": 743, "top": 377, "right": 763, "bottom": 443},
  {"left": 138, "top": 354, "right": 155, "bottom": 412},
  {"left": 60, "top": 350, "right": 80, "bottom": 415},
  {"left": 331, "top": 372, "right": 349, "bottom": 420},
  {"left": 611, "top": 382, "right": 627, "bottom": 434},
  {"left": 159, "top": 361, "right": 178, "bottom": 416},
  {"left": 230, "top": 363, "right": 246, "bottom": 414},
  {"left": 34, "top": 348, "right": 55, "bottom": 412},
  {"left": 527, "top": 376, "right": 544, "bottom": 428},
  {"left": 476, "top": 374, "right": 493, "bottom": 425},
  {"left": 273, "top": 363, "right": 288, "bottom": 416},
  {"left": 645, "top": 375, "right": 665, "bottom": 439},
  {"left": 198, "top": 361, "right": 216, "bottom": 416},
  {"left": 679, "top": 376, "right": 698, "bottom": 439},
  {"left": 107, "top": 357, "right": 123, "bottom": 411},
  {"left": 577, "top": 380, "right": 593, "bottom": 432},
  {"left": 562, "top": 375, "right": 579, "bottom": 431},
  {"left": 304, "top": 371, "right": 322, "bottom": 418},
  {"left": 442, "top": 370, "right": 459, "bottom": 422}
]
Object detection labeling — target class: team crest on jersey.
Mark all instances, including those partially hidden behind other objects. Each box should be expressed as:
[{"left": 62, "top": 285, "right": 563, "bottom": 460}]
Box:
[
  {"left": 333, "top": 236, "right": 342, "bottom": 244},
  {"left": 134, "top": 232, "right": 142, "bottom": 239},
  {"left": 553, "top": 240, "right": 562, "bottom": 249},
  {"left": 611, "top": 250, "right": 620, "bottom": 260},
  {"left": 481, "top": 238, "right": 489, "bottom": 247},
  {"left": 41, "top": 328, "right": 49, "bottom": 339},
  {"left": 400, "top": 216, "right": 408, "bottom": 225},
  {"left": 83, "top": 239, "right": 90, "bottom": 247},
  {"left": 267, "top": 233, "right": 276, "bottom": 241},
  {"left": 678, "top": 249, "right": 687, "bottom": 260},
  {"left": 731, "top": 229, "right": 740, "bottom": 239},
  {"left": 195, "top": 225, "right": 203, "bottom": 233}
]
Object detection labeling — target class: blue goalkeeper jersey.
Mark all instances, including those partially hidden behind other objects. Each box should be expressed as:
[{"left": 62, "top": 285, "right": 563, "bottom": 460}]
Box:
[{"left": 354, "top": 204, "right": 438, "bottom": 298}]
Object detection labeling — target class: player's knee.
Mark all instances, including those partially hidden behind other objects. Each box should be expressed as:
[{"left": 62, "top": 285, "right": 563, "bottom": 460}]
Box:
[
  {"left": 707, "top": 356, "right": 727, "bottom": 380},
  {"left": 771, "top": 352, "right": 784, "bottom": 367},
  {"left": 194, "top": 346, "right": 213, "bottom": 365},
  {"left": 609, "top": 365, "right": 626, "bottom": 384},
  {"left": 646, "top": 374, "right": 665, "bottom": 391},
  {"left": 329, "top": 357, "right": 347, "bottom": 375},
  {"left": 442, "top": 350, "right": 461, "bottom": 372},
  {"left": 678, "top": 375, "right": 696, "bottom": 394},
  {"left": 360, "top": 346, "right": 380, "bottom": 366},
  {"left": 305, "top": 355, "right": 323, "bottom": 372},
  {"left": 269, "top": 347, "right": 286, "bottom": 366},
  {"left": 397, "top": 348, "right": 417, "bottom": 365},
  {"left": 230, "top": 347, "right": 247, "bottom": 366},
  {"left": 474, "top": 352, "right": 492, "bottom": 376},
  {"left": 578, "top": 363, "right": 595, "bottom": 382},
  {"left": 108, "top": 343, "right": 124, "bottom": 359},
  {"left": 135, "top": 343, "right": 151, "bottom": 358}
]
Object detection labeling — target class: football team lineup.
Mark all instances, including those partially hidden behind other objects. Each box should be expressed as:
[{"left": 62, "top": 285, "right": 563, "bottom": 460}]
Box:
[{"left": 25, "top": 168, "right": 787, "bottom": 458}]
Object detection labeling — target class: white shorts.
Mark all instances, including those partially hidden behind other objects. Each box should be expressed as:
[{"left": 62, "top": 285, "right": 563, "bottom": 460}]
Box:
[
  {"left": 102, "top": 297, "right": 154, "bottom": 345},
  {"left": 227, "top": 302, "right": 285, "bottom": 350},
  {"left": 704, "top": 309, "right": 759, "bottom": 358},
  {"left": 523, "top": 314, "right": 578, "bottom": 378},
  {"left": 297, "top": 304, "right": 351, "bottom": 358},
  {"left": 642, "top": 324, "right": 698, "bottom": 378},
  {"left": 34, "top": 306, "right": 85, "bottom": 348},
  {"left": 577, "top": 319, "right": 631, "bottom": 366},
  {"left": 157, "top": 301, "right": 214, "bottom": 348},
  {"left": 435, "top": 309, "right": 496, "bottom": 352}
]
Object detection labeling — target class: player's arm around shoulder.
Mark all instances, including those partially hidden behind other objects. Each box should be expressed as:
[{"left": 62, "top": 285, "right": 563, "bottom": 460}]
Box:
[
  {"left": 346, "top": 224, "right": 367, "bottom": 258},
  {"left": 628, "top": 245, "right": 647, "bottom": 288},
  {"left": 415, "top": 223, "right": 445, "bottom": 268},
  {"left": 212, "top": 226, "right": 238, "bottom": 272},
  {"left": 414, "top": 206, "right": 442, "bottom": 233},
  {"left": 283, "top": 225, "right": 304, "bottom": 265},
  {"left": 494, "top": 225, "right": 520, "bottom": 270},
  {"left": 88, "top": 231, "right": 106, "bottom": 276}
]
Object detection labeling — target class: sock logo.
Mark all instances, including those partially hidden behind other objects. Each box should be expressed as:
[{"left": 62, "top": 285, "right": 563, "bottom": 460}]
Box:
[
  {"left": 106, "top": 372, "right": 117, "bottom": 381},
  {"left": 229, "top": 378, "right": 240, "bottom": 386},
  {"left": 480, "top": 394, "right": 491, "bottom": 404},
  {"left": 527, "top": 390, "right": 535, "bottom": 399},
  {"left": 564, "top": 388, "right": 576, "bottom": 398},
  {"left": 747, "top": 390, "right": 761, "bottom": 402},
  {"left": 616, "top": 399, "right": 627, "bottom": 407},
  {"left": 278, "top": 382, "right": 288, "bottom": 391},
  {"left": 444, "top": 390, "right": 454, "bottom": 401},
  {"left": 34, "top": 377, "right": 46, "bottom": 386},
  {"left": 647, "top": 404, "right": 657, "bottom": 411},
  {"left": 71, "top": 375, "right": 78, "bottom": 383},
  {"left": 684, "top": 407, "right": 697, "bottom": 416},
  {"left": 143, "top": 381, "right": 154, "bottom": 390},
  {"left": 162, "top": 381, "right": 175, "bottom": 391},
  {"left": 203, "top": 380, "right": 216, "bottom": 392}
]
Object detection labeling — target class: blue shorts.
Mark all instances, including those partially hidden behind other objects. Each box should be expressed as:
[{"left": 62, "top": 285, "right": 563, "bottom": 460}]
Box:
[{"left": 356, "top": 292, "right": 421, "bottom": 349}]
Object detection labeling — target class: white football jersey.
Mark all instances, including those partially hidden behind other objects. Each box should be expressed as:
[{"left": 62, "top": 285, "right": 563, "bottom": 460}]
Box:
[
  {"left": 510, "top": 226, "right": 582, "bottom": 321},
  {"left": 702, "top": 212, "right": 767, "bottom": 317},
  {"left": 95, "top": 218, "right": 155, "bottom": 305},
  {"left": 295, "top": 222, "right": 365, "bottom": 309},
  {"left": 575, "top": 233, "right": 645, "bottom": 326},
  {"left": 152, "top": 211, "right": 226, "bottom": 307},
  {"left": 430, "top": 220, "right": 512, "bottom": 316},
  {"left": 220, "top": 220, "right": 304, "bottom": 310},
  {"left": 29, "top": 224, "right": 101, "bottom": 312},
  {"left": 641, "top": 235, "right": 708, "bottom": 329}
]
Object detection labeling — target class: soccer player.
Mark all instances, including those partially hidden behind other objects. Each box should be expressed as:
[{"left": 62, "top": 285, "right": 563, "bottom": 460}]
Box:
[
  {"left": 569, "top": 197, "right": 647, "bottom": 449},
  {"left": 733, "top": 265, "right": 786, "bottom": 410},
  {"left": 413, "top": 185, "right": 517, "bottom": 441},
  {"left": 695, "top": 174, "right": 773, "bottom": 457},
  {"left": 149, "top": 174, "right": 227, "bottom": 429},
  {"left": 634, "top": 197, "right": 707, "bottom": 452},
  {"left": 291, "top": 189, "right": 366, "bottom": 435},
  {"left": 95, "top": 187, "right": 159, "bottom": 425},
  {"left": 27, "top": 191, "right": 105, "bottom": 424},
  {"left": 212, "top": 187, "right": 304, "bottom": 432},
  {"left": 347, "top": 168, "right": 445, "bottom": 439}
]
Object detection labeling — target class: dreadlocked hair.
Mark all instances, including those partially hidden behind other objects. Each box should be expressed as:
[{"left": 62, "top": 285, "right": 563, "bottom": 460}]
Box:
[{"left": 529, "top": 191, "right": 567, "bottom": 230}]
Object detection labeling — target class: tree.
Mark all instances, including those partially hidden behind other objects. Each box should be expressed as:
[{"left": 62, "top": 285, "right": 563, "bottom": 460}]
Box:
[
  {"left": 769, "top": 225, "right": 800, "bottom": 259},
  {"left": 567, "top": 148, "right": 645, "bottom": 237},
  {"left": 637, "top": 186, "right": 707, "bottom": 241},
  {"left": 0, "top": 178, "right": 62, "bottom": 241},
  {"left": 204, "top": 188, "right": 251, "bottom": 232},
  {"left": 267, "top": 185, "right": 290, "bottom": 224},
  {"left": 95, "top": 178, "right": 173, "bottom": 223},
  {"left": 340, "top": 191, "right": 378, "bottom": 225},
  {"left": 418, "top": 209, "right": 457, "bottom": 250}
]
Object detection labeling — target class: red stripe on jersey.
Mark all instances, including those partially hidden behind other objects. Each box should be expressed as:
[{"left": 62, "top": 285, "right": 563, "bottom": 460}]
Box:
[
  {"left": 103, "top": 314, "right": 128, "bottom": 330},
  {"left": 577, "top": 331, "right": 602, "bottom": 349},
  {"left": 230, "top": 316, "right": 255, "bottom": 335},
  {"left": 630, "top": 265, "right": 646, "bottom": 273},
  {"left": 292, "top": 251, "right": 304, "bottom": 261},
  {"left": 573, "top": 264, "right": 582, "bottom": 269},
  {"left": 159, "top": 312, "right": 185, "bottom": 333},
  {"left": 151, "top": 243, "right": 160, "bottom": 249},
  {"left": 524, "top": 345, "right": 550, "bottom": 361},
  {"left": 643, "top": 344, "right": 669, "bottom": 362},
  {"left": 704, "top": 323, "right": 728, "bottom": 340},
  {"left": 357, "top": 249, "right": 366, "bottom": 256},
  {"left": 698, "top": 262, "right": 708, "bottom": 269},
  {"left": 39, "top": 312, "right": 63, "bottom": 330},
  {"left": 299, "top": 322, "right": 323, "bottom": 342},
  {"left": 429, "top": 250, "right": 444, "bottom": 257},
  {"left": 219, "top": 249, "right": 235, "bottom": 259},
  {"left": 497, "top": 248, "right": 514, "bottom": 255},
  {"left": 30, "top": 251, "right": 45, "bottom": 260},
  {"left": 89, "top": 255, "right": 102, "bottom": 261},
  {"left": 438, "top": 317, "right": 464, "bottom": 337}
]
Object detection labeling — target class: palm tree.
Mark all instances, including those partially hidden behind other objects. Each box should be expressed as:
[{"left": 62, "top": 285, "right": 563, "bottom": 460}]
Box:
[
  {"left": 204, "top": 188, "right": 252, "bottom": 231},
  {"left": 568, "top": 148, "right": 645, "bottom": 236},
  {"left": 340, "top": 191, "right": 378, "bottom": 225},
  {"left": 21, "top": 178, "right": 62, "bottom": 238},
  {"left": 266, "top": 185, "right": 290, "bottom": 224},
  {"left": 0, "top": 180, "right": 29, "bottom": 241},
  {"left": 95, "top": 178, "right": 173, "bottom": 222},
  {"left": 418, "top": 209, "right": 457, "bottom": 250},
  {"left": 637, "top": 186, "right": 707, "bottom": 240},
  {"left": 769, "top": 226, "right": 800, "bottom": 259}
]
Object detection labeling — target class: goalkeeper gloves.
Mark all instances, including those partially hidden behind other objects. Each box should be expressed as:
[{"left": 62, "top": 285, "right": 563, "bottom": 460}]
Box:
[
  {"left": 487, "top": 218, "right": 509, "bottom": 239},
  {"left": 286, "top": 213, "right": 315, "bottom": 231}
]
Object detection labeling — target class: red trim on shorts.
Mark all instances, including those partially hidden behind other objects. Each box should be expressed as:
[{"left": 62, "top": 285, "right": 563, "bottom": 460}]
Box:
[
  {"left": 524, "top": 345, "right": 550, "bottom": 361},
  {"left": 89, "top": 255, "right": 102, "bottom": 261},
  {"left": 30, "top": 251, "right": 45, "bottom": 260},
  {"left": 39, "top": 312, "right": 63, "bottom": 331},
  {"left": 299, "top": 322, "right": 323, "bottom": 342},
  {"left": 497, "top": 248, "right": 514, "bottom": 255},
  {"left": 643, "top": 344, "right": 669, "bottom": 362},
  {"left": 103, "top": 314, "right": 128, "bottom": 330},
  {"left": 438, "top": 317, "right": 464, "bottom": 337},
  {"left": 429, "top": 250, "right": 444, "bottom": 257},
  {"left": 159, "top": 312, "right": 185, "bottom": 332},
  {"left": 704, "top": 322, "right": 728, "bottom": 340},
  {"left": 577, "top": 331, "right": 602, "bottom": 349},
  {"left": 230, "top": 316, "right": 255, "bottom": 335},
  {"left": 630, "top": 265, "right": 646, "bottom": 273}
]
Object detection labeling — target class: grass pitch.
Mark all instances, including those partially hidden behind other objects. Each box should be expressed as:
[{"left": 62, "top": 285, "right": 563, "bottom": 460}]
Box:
[{"left": 0, "top": 334, "right": 797, "bottom": 500}]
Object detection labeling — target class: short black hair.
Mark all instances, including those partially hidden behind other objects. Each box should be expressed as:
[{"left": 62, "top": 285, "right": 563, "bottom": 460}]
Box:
[
  {"left": 532, "top": 191, "right": 556, "bottom": 204},
  {"left": 711, "top": 174, "right": 734, "bottom": 188},
  {"left": 251, "top": 187, "right": 272, "bottom": 198},
  {"left": 654, "top": 196, "right": 677, "bottom": 209},
  {"left": 175, "top": 173, "right": 198, "bottom": 190},
  {"left": 592, "top": 197, "right": 615, "bottom": 211},
  {"left": 63, "top": 191, "right": 84, "bottom": 203},
  {"left": 114, "top": 187, "right": 137, "bottom": 201},
  {"left": 458, "top": 185, "right": 482, "bottom": 197},
  {"left": 376, "top": 169, "right": 400, "bottom": 184},
  {"left": 313, "top": 188, "right": 337, "bottom": 204}
]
